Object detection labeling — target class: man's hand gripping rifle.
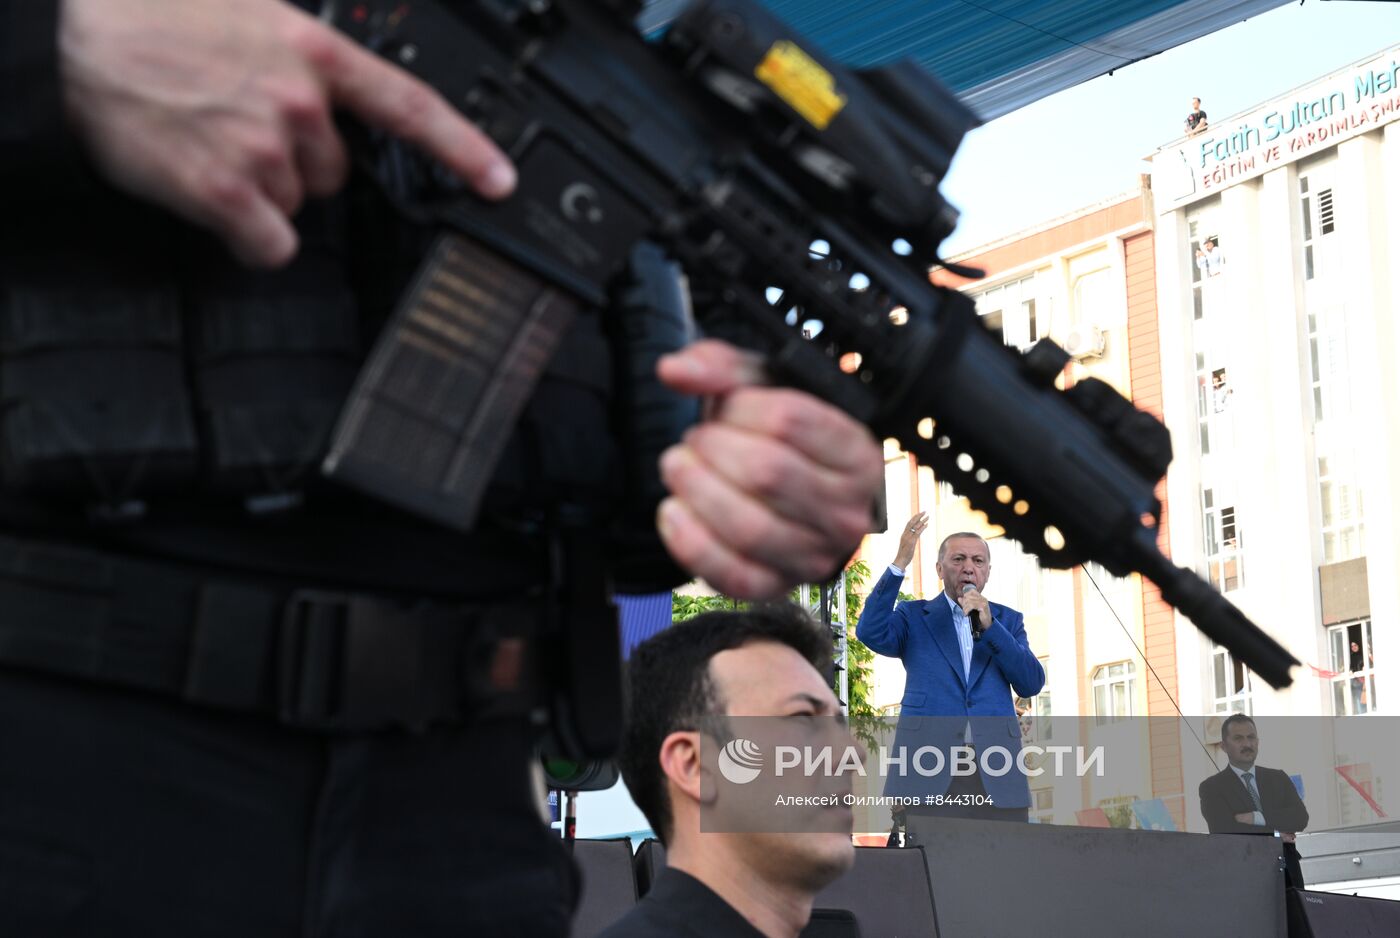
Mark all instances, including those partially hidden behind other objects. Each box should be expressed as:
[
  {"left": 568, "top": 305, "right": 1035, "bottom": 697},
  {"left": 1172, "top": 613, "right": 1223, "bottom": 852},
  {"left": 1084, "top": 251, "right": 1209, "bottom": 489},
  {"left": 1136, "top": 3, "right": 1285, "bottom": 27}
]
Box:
[{"left": 321, "top": 0, "right": 1298, "bottom": 689}]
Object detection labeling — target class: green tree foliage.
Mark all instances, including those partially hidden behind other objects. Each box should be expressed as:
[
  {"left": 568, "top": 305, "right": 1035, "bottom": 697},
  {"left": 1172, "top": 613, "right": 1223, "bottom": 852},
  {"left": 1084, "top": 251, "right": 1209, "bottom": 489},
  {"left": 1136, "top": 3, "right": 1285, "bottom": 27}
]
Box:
[
  {"left": 671, "top": 593, "right": 743, "bottom": 621},
  {"left": 812, "top": 560, "right": 882, "bottom": 749}
]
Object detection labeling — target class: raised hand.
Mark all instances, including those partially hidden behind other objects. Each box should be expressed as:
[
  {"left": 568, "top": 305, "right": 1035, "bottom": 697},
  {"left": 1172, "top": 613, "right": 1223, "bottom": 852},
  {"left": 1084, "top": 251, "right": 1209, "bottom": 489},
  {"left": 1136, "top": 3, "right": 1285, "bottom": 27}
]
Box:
[{"left": 894, "top": 512, "right": 928, "bottom": 571}]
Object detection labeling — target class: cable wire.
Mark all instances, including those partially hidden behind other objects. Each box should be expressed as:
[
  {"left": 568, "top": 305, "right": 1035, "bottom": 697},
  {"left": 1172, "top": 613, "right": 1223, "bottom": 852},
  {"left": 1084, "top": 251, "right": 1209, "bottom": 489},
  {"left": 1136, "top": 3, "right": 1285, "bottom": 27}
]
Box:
[{"left": 1080, "top": 562, "right": 1219, "bottom": 770}]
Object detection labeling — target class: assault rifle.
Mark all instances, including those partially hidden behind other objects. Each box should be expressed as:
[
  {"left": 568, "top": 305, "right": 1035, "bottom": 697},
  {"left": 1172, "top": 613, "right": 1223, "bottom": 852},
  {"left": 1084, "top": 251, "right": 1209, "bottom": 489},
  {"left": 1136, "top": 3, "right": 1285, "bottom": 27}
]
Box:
[{"left": 320, "top": 0, "right": 1298, "bottom": 691}]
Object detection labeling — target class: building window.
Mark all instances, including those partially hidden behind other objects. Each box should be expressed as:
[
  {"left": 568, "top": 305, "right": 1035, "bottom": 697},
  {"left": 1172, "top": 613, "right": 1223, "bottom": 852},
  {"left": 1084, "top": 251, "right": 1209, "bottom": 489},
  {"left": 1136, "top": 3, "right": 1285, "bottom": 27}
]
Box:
[
  {"left": 1308, "top": 304, "right": 1352, "bottom": 426},
  {"left": 1034, "top": 687, "right": 1052, "bottom": 741},
  {"left": 1071, "top": 267, "right": 1110, "bottom": 328},
  {"left": 1299, "top": 172, "right": 1337, "bottom": 282},
  {"left": 1308, "top": 305, "right": 1365, "bottom": 563},
  {"left": 1092, "top": 662, "right": 1135, "bottom": 726},
  {"left": 1194, "top": 237, "right": 1224, "bottom": 278},
  {"left": 1210, "top": 368, "right": 1232, "bottom": 413},
  {"left": 1187, "top": 213, "right": 1222, "bottom": 320},
  {"left": 1329, "top": 620, "right": 1376, "bottom": 715},
  {"left": 1189, "top": 217, "right": 1204, "bottom": 321},
  {"left": 973, "top": 274, "right": 1045, "bottom": 350},
  {"left": 1195, "top": 365, "right": 1236, "bottom": 458},
  {"left": 1187, "top": 212, "right": 1230, "bottom": 462},
  {"left": 1202, "top": 488, "right": 1243, "bottom": 591},
  {"left": 1307, "top": 311, "right": 1325, "bottom": 422},
  {"left": 1195, "top": 371, "right": 1211, "bottom": 455},
  {"left": 1318, "top": 187, "right": 1336, "bottom": 235},
  {"left": 1018, "top": 659, "right": 1053, "bottom": 743},
  {"left": 1031, "top": 788, "right": 1054, "bottom": 824},
  {"left": 1211, "top": 643, "right": 1252, "bottom": 715},
  {"left": 1319, "top": 461, "right": 1365, "bottom": 563}
]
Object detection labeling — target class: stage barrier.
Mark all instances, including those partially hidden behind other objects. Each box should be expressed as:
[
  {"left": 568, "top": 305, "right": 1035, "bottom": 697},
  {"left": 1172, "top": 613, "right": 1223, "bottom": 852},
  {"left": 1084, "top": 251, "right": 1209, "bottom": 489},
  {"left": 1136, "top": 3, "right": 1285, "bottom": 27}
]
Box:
[
  {"left": 570, "top": 838, "right": 637, "bottom": 938},
  {"left": 918, "top": 818, "right": 1285, "bottom": 937},
  {"left": 1288, "top": 888, "right": 1400, "bottom": 936},
  {"left": 574, "top": 822, "right": 1398, "bottom": 936}
]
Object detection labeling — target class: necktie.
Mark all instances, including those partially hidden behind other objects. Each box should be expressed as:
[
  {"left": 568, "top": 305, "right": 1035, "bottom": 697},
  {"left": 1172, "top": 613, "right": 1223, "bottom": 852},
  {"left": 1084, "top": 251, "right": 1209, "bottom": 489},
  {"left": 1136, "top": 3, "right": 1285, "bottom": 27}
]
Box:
[
  {"left": 1242, "top": 771, "right": 1263, "bottom": 813},
  {"left": 959, "top": 616, "right": 972, "bottom": 680}
]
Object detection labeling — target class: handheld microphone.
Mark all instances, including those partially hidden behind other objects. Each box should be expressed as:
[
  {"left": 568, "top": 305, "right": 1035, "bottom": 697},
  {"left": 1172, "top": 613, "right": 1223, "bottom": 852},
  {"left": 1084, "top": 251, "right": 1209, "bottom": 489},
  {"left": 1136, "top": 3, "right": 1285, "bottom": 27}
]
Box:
[{"left": 961, "top": 583, "right": 982, "bottom": 641}]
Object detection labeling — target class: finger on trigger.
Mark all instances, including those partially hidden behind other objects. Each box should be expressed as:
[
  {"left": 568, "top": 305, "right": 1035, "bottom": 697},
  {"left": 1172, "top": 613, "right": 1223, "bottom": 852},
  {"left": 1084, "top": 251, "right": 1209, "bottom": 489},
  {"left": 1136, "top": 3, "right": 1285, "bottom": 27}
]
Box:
[{"left": 311, "top": 24, "right": 516, "bottom": 199}]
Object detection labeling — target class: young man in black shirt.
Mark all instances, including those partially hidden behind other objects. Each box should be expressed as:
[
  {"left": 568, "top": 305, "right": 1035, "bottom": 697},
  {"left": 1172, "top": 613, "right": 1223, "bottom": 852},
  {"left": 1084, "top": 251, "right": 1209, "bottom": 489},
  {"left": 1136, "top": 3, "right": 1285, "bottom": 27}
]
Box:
[
  {"left": 1185, "top": 97, "right": 1209, "bottom": 136},
  {"left": 604, "top": 606, "right": 857, "bottom": 938}
]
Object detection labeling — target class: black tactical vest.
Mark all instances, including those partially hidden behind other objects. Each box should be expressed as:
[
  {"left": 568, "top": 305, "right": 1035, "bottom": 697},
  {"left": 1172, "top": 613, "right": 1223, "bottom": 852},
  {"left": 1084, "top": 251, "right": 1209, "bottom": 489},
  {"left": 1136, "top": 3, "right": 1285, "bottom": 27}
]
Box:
[{"left": 0, "top": 180, "right": 691, "bottom": 596}]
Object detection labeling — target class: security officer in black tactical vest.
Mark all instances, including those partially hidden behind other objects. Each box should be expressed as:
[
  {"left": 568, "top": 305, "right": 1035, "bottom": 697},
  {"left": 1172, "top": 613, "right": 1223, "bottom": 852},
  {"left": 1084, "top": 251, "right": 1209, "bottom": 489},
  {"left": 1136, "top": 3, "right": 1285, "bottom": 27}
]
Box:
[{"left": 0, "top": 0, "right": 883, "bottom": 934}]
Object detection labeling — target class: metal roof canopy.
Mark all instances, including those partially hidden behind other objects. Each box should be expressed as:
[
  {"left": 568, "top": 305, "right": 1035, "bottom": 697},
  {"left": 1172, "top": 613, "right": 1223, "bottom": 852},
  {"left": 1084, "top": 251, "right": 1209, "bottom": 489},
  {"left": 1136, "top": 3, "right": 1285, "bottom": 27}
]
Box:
[{"left": 641, "top": 0, "right": 1290, "bottom": 120}]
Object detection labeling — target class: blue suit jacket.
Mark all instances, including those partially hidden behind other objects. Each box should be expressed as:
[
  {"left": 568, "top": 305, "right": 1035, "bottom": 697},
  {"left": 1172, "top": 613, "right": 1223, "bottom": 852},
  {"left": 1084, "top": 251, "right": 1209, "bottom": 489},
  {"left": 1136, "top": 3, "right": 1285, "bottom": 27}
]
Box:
[{"left": 855, "top": 568, "right": 1045, "bottom": 808}]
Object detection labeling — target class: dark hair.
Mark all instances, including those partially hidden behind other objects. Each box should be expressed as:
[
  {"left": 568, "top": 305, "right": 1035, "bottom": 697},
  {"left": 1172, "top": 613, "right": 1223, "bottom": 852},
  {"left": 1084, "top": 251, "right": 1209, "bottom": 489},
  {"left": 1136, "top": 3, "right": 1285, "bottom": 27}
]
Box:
[
  {"left": 1220, "top": 713, "right": 1255, "bottom": 743},
  {"left": 937, "top": 531, "right": 988, "bottom": 563},
  {"left": 618, "top": 604, "right": 832, "bottom": 844}
]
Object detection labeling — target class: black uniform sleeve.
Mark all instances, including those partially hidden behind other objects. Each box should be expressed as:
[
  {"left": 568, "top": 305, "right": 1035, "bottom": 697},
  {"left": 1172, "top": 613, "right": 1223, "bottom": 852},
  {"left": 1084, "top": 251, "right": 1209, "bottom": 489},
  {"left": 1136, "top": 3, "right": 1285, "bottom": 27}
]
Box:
[{"left": 0, "top": 0, "right": 87, "bottom": 194}]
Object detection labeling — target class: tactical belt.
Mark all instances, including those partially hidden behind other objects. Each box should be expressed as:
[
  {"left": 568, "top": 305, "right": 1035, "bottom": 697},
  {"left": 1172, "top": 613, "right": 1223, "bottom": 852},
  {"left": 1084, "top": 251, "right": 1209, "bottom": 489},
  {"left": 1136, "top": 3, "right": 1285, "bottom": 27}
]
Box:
[{"left": 0, "top": 535, "right": 547, "bottom": 733}]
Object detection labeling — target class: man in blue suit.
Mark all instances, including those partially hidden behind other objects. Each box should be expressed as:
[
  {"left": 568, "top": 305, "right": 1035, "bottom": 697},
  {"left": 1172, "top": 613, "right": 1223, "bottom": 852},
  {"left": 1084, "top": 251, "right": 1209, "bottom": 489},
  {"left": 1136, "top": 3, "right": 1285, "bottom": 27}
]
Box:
[{"left": 857, "top": 513, "right": 1044, "bottom": 825}]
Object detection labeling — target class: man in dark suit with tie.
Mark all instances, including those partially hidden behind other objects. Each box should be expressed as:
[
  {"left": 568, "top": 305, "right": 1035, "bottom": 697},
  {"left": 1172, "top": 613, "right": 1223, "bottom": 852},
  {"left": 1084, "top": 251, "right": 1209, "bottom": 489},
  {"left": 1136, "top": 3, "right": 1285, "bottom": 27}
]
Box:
[
  {"left": 1199, "top": 713, "right": 1309, "bottom": 888},
  {"left": 856, "top": 513, "right": 1044, "bottom": 829}
]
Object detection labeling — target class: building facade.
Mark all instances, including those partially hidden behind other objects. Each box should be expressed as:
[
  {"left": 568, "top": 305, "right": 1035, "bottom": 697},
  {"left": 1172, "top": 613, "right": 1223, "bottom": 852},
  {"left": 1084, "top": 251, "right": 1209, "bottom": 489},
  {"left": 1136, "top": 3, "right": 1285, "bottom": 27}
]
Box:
[
  {"left": 855, "top": 46, "right": 1400, "bottom": 849},
  {"left": 1145, "top": 43, "right": 1400, "bottom": 887},
  {"left": 1151, "top": 45, "right": 1400, "bottom": 728}
]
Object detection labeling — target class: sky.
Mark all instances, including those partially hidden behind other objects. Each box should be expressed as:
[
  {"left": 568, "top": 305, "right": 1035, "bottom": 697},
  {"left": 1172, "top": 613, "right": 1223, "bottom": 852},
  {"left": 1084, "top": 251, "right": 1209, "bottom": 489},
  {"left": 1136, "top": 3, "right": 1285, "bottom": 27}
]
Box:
[
  {"left": 576, "top": 0, "right": 1400, "bottom": 840},
  {"left": 939, "top": 0, "right": 1400, "bottom": 255}
]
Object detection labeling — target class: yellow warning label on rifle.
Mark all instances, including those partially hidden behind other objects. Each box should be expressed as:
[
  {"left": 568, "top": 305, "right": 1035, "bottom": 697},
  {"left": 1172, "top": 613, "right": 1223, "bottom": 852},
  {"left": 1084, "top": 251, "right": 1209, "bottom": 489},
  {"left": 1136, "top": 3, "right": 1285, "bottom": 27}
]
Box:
[{"left": 755, "top": 40, "right": 847, "bottom": 130}]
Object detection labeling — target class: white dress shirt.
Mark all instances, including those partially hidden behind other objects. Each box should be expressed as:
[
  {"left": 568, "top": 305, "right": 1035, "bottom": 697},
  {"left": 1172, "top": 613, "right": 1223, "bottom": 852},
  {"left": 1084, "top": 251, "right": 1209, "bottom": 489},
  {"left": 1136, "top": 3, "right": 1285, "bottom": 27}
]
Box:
[{"left": 1228, "top": 763, "right": 1267, "bottom": 827}]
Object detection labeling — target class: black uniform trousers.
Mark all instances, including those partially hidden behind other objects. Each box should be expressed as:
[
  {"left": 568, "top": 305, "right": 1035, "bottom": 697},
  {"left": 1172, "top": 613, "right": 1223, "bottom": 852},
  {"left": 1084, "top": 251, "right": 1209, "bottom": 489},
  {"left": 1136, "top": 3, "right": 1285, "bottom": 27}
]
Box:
[{"left": 0, "top": 667, "right": 576, "bottom": 937}]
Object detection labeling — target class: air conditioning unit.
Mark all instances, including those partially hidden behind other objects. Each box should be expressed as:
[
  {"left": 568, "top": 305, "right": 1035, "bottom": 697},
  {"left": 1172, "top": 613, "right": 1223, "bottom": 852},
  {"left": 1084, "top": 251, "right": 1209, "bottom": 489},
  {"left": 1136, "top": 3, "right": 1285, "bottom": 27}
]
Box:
[{"left": 1063, "top": 324, "right": 1106, "bottom": 359}]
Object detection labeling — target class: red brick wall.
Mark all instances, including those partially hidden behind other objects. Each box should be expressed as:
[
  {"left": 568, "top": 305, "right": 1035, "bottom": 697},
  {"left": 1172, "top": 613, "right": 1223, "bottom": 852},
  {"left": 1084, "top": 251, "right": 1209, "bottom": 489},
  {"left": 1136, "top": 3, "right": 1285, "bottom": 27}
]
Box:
[{"left": 1124, "top": 230, "right": 1184, "bottom": 826}]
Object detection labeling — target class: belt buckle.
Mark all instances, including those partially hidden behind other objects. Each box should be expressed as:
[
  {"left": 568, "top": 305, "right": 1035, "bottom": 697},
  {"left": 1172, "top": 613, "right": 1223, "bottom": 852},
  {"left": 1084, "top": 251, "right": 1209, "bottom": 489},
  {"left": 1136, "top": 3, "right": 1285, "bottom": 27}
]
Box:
[
  {"left": 278, "top": 589, "right": 466, "bottom": 732},
  {"left": 278, "top": 589, "right": 357, "bottom": 730}
]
